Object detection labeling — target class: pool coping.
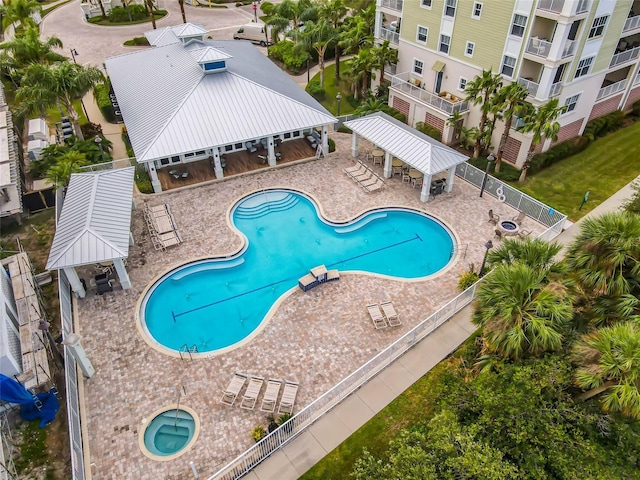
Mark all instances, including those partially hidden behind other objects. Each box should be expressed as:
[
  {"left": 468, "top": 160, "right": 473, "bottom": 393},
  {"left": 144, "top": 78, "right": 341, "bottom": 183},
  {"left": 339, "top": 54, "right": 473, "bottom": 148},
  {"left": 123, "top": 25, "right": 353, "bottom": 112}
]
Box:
[{"left": 138, "top": 404, "right": 201, "bottom": 462}]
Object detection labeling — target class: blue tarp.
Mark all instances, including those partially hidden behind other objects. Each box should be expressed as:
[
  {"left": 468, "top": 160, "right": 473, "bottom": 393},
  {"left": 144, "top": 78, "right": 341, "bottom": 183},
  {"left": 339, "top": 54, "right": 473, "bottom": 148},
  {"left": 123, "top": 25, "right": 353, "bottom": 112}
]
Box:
[{"left": 0, "top": 374, "right": 60, "bottom": 427}]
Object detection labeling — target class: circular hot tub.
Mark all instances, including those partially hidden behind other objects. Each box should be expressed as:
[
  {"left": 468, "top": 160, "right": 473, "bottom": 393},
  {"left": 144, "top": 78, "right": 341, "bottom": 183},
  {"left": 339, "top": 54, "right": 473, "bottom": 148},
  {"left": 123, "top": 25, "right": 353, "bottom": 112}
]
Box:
[
  {"left": 139, "top": 406, "right": 200, "bottom": 461},
  {"left": 499, "top": 220, "right": 519, "bottom": 236}
]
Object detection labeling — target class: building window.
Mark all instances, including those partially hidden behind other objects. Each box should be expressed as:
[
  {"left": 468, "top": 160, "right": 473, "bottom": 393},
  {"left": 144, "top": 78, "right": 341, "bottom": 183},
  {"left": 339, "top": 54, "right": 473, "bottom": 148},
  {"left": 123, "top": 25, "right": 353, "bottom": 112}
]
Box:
[
  {"left": 574, "top": 57, "right": 593, "bottom": 78},
  {"left": 439, "top": 34, "right": 451, "bottom": 54},
  {"left": 224, "top": 145, "right": 233, "bottom": 152},
  {"left": 458, "top": 77, "right": 467, "bottom": 91},
  {"left": 416, "top": 25, "right": 428, "bottom": 43},
  {"left": 445, "top": 0, "right": 456, "bottom": 17},
  {"left": 500, "top": 55, "right": 517, "bottom": 77},
  {"left": 293, "top": 131, "right": 301, "bottom": 137},
  {"left": 171, "top": 155, "right": 180, "bottom": 163},
  {"left": 465, "top": 41, "right": 474, "bottom": 57},
  {"left": 589, "top": 15, "right": 608, "bottom": 38},
  {"left": 160, "top": 158, "right": 169, "bottom": 165},
  {"left": 472, "top": 2, "right": 482, "bottom": 18},
  {"left": 510, "top": 14, "right": 527, "bottom": 37},
  {"left": 564, "top": 94, "right": 580, "bottom": 113},
  {"left": 420, "top": 0, "right": 432, "bottom": 8},
  {"left": 413, "top": 59, "right": 424, "bottom": 76}
]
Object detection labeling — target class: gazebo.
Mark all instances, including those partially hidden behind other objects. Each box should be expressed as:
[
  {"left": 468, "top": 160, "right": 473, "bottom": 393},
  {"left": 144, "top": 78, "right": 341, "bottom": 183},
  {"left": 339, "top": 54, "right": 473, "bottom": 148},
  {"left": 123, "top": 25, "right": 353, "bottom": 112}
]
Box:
[
  {"left": 46, "top": 168, "right": 136, "bottom": 298},
  {"left": 344, "top": 112, "right": 469, "bottom": 202}
]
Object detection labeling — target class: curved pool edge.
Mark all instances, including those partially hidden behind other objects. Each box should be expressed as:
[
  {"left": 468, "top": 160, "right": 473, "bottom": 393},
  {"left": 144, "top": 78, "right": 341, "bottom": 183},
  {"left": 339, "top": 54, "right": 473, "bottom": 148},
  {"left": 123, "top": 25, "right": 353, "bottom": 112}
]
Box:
[
  {"left": 138, "top": 404, "right": 200, "bottom": 462},
  {"left": 135, "top": 187, "right": 461, "bottom": 358}
]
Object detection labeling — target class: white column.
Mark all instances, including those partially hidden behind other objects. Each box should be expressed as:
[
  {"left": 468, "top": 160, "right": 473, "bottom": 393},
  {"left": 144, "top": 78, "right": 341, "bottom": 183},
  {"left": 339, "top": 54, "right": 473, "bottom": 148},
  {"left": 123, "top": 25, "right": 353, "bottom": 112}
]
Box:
[
  {"left": 374, "top": 10, "right": 383, "bottom": 38},
  {"left": 383, "top": 152, "right": 392, "bottom": 178},
  {"left": 548, "top": 22, "right": 570, "bottom": 62},
  {"left": 212, "top": 149, "right": 223, "bottom": 179},
  {"left": 351, "top": 132, "right": 359, "bottom": 158},
  {"left": 445, "top": 167, "right": 456, "bottom": 192},
  {"left": 113, "top": 258, "right": 131, "bottom": 290},
  {"left": 321, "top": 125, "right": 329, "bottom": 155},
  {"left": 420, "top": 173, "right": 432, "bottom": 202},
  {"left": 63, "top": 267, "right": 85, "bottom": 298},
  {"left": 148, "top": 163, "right": 162, "bottom": 193},
  {"left": 535, "top": 66, "right": 556, "bottom": 101},
  {"left": 267, "top": 136, "right": 276, "bottom": 166}
]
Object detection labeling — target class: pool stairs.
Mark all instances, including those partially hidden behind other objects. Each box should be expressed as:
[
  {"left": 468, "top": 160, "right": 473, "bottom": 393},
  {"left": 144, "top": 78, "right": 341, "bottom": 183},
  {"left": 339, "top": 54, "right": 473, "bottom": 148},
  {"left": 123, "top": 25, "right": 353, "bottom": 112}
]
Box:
[{"left": 234, "top": 193, "right": 299, "bottom": 220}]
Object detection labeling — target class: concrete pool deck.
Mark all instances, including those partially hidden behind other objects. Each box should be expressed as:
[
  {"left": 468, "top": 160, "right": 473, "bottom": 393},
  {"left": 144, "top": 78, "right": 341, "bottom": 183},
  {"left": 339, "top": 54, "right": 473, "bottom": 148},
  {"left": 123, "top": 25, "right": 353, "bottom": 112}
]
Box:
[{"left": 76, "top": 133, "right": 543, "bottom": 479}]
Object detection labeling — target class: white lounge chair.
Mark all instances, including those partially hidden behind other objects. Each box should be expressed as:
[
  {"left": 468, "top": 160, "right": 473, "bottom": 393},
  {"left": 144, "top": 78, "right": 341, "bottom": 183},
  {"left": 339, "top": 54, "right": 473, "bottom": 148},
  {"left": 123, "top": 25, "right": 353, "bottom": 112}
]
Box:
[
  {"left": 364, "top": 178, "right": 384, "bottom": 193},
  {"left": 220, "top": 373, "right": 248, "bottom": 406},
  {"left": 240, "top": 376, "right": 264, "bottom": 410},
  {"left": 367, "top": 304, "right": 387, "bottom": 329},
  {"left": 344, "top": 162, "right": 366, "bottom": 176},
  {"left": 278, "top": 380, "right": 299, "bottom": 414},
  {"left": 260, "top": 378, "right": 283, "bottom": 413},
  {"left": 380, "top": 301, "right": 401, "bottom": 327}
]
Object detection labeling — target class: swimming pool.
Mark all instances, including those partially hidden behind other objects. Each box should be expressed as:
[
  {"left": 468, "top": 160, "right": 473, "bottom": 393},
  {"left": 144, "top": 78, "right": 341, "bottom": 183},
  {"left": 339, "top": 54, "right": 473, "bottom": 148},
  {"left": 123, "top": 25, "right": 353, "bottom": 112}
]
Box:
[{"left": 139, "top": 189, "right": 455, "bottom": 355}]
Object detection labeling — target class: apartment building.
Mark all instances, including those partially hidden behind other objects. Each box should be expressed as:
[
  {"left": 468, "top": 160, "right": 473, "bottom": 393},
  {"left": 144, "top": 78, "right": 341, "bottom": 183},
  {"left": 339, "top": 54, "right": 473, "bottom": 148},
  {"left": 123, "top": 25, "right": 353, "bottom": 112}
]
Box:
[{"left": 376, "top": 0, "right": 640, "bottom": 167}]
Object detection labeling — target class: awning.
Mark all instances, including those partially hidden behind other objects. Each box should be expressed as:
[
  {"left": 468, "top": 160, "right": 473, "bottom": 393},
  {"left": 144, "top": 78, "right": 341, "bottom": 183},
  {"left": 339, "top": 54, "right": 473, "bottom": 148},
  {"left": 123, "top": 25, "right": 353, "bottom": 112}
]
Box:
[{"left": 432, "top": 61, "right": 446, "bottom": 72}]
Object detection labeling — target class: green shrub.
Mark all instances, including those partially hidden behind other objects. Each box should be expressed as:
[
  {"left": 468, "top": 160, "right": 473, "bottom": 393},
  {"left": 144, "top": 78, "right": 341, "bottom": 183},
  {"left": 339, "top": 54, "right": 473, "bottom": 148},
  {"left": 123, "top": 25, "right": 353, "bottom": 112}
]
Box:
[
  {"left": 583, "top": 110, "right": 625, "bottom": 139},
  {"left": 337, "top": 125, "right": 352, "bottom": 134},
  {"left": 457, "top": 270, "right": 479, "bottom": 292},
  {"left": 529, "top": 135, "right": 590, "bottom": 173},
  {"left": 251, "top": 425, "right": 267, "bottom": 442},
  {"left": 631, "top": 100, "right": 640, "bottom": 117},
  {"left": 328, "top": 138, "right": 335, "bottom": 153},
  {"left": 269, "top": 41, "right": 308, "bottom": 73},
  {"left": 415, "top": 121, "right": 442, "bottom": 142},
  {"left": 108, "top": 5, "right": 149, "bottom": 22},
  {"left": 467, "top": 157, "right": 520, "bottom": 182},
  {"left": 93, "top": 81, "right": 116, "bottom": 123},
  {"left": 124, "top": 36, "right": 150, "bottom": 46},
  {"left": 135, "top": 166, "right": 153, "bottom": 194},
  {"left": 306, "top": 79, "right": 325, "bottom": 100}
]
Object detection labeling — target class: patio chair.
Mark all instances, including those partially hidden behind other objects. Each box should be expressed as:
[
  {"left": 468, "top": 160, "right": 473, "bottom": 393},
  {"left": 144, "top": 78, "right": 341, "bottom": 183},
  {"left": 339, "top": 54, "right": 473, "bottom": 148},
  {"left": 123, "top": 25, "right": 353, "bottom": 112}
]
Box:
[
  {"left": 96, "top": 279, "right": 113, "bottom": 295},
  {"left": 367, "top": 304, "right": 387, "bottom": 329},
  {"left": 512, "top": 211, "right": 526, "bottom": 225},
  {"left": 278, "top": 380, "right": 300, "bottom": 414},
  {"left": 260, "top": 378, "right": 283, "bottom": 413},
  {"left": 344, "top": 162, "right": 366, "bottom": 177},
  {"left": 245, "top": 142, "right": 257, "bottom": 153},
  {"left": 494, "top": 228, "right": 503, "bottom": 240},
  {"left": 517, "top": 229, "right": 532, "bottom": 240},
  {"left": 401, "top": 171, "right": 411, "bottom": 183},
  {"left": 220, "top": 373, "right": 248, "bottom": 406},
  {"left": 352, "top": 171, "right": 374, "bottom": 184},
  {"left": 488, "top": 209, "right": 500, "bottom": 225},
  {"left": 364, "top": 178, "right": 385, "bottom": 193},
  {"left": 380, "top": 301, "right": 401, "bottom": 327},
  {"left": 240, "top": 376, "right": 264, "bottom": 410}
]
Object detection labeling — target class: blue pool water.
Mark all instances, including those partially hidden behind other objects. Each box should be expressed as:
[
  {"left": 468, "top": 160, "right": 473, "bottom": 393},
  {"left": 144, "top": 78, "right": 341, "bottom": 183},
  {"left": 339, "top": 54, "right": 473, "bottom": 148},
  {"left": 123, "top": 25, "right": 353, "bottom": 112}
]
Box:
[
  {"left": 141, "top": 190, "right": 455, "bottom": 353},
  {"left": 143, "top": 409, "right": 195, "bottom": 456}
]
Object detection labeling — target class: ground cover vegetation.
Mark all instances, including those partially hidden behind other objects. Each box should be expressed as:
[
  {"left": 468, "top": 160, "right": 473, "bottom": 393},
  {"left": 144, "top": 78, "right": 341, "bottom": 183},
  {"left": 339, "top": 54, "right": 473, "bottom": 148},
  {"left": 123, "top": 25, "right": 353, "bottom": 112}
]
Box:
[{"left": 303, "top": 214, "right": 640, "bottom": 479}]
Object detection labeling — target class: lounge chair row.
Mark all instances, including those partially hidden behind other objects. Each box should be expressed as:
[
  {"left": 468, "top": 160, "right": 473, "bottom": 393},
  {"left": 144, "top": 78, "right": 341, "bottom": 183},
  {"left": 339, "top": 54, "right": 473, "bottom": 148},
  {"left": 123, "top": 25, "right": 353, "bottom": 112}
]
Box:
[
  {"left": 343, "top": 161, "right": 384, "bottom": 193},
  {"left": 144, "top": 203, "right": 182, "bottom": 251},
  {"left": 367, "top": 301, "right": 402, "bottom": 329},
  {"left": 220, "top": 373, "right": 299, "bottom": 414}
]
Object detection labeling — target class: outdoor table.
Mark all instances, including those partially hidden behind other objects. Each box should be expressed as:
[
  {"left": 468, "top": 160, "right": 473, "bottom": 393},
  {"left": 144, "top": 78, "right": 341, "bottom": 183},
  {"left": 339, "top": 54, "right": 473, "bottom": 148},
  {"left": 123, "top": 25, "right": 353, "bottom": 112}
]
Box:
[
  {"left": 391, "top": 158, "right": 404, "bottom": 175},
  {"left": 371, "top": 149, "right": 384, "bottom": 165},
  {"left": 409, "top": 169, "right": 423, "bottom": 179}
]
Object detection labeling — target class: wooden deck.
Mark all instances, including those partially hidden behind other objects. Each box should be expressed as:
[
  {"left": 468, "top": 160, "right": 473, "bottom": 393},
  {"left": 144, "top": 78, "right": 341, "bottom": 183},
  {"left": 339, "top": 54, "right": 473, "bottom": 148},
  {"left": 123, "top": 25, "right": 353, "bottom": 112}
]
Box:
[{"left": 157, "top": 139, "right": 317, "bottom": 191}]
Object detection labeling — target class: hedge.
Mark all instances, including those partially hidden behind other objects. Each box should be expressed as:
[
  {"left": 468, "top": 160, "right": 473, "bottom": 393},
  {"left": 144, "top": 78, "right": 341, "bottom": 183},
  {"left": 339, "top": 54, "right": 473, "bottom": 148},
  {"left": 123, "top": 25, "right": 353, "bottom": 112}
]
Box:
[
  {"left": 415, "top": 121, "right": 442, "bottom": 142},
  {"left": 468, "top": 156, "right": 521, "bottom": 182},
  {"left": 93, "top": 81, "right": 116, "bottom": 123},
  {"left": 268, "top": 41, "right": 307, "bottom": 73}
]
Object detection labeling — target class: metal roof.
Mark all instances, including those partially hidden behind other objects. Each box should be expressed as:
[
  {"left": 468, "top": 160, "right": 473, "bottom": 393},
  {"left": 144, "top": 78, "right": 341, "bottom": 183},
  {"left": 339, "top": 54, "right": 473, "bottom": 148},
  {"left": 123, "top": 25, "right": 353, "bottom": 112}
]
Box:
[
  {"left": 344, "top": 112, "right": 468, "bottom": 175},
  {"left": 105, "top": 38, "right": 336, "bottom": 163},
  {"left": 194, "top": 46, "right": 232, "bottom": 63},
  {"left": 46, "top": 168, "right": 135, "bottom": 270},
  {"left": 145, "top": 23, "right": 208, "bottom": 47}
]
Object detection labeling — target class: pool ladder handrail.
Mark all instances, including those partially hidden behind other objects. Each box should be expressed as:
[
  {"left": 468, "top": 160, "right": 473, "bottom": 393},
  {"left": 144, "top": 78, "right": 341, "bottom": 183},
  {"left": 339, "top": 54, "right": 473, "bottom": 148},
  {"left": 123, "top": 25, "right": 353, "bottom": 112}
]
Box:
[{"left": 179, "top": 344, "right": 198, "bottom": 362}]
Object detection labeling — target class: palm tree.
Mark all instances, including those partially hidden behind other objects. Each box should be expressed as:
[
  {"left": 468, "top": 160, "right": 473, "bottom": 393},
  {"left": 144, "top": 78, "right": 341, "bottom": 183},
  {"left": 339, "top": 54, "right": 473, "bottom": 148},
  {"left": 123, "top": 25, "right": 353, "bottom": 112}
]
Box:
[
  {"left": 493, "top": 82, "right": 529, "bottom": 172},
  {"left": 320, "top": 0, "right": 346, "bottom": 79},
  {"left": 16, "top": 62, "right": 105, "bottom": 141},
  {"left": 0, "top": 26, "right": 65, "bottom": 70},
  {"left": 178, "top": 0, "right": 186, "bottom": 23},
  {"left": 275, "top": 0, "right": 316, "bottom": 34},
  {"left": 347, "top": 48, "right": 376, "bottom": 99},
  {"left": 373, "top": 40, "right": 397, "bottom": 86},
  {"left": 0, "top": 0, "right": 41, "bottom": 31},
  {"left": 464, "top": 70, "right": 503, "bottom": 158},
  {"left": 46, "top": 151, "right": 89, "bottom": 189},
  {"left": 145, "top": 0, "right": 156, "bottom": 29},
  {"left": 516, "top": 98, "right": 563, "bottom": 182},
  {"left": 338, "top": 15, "right": 373, "bottom": 56},
  {"left": 292, "top": 19, "right": 338, "bottom": 88},
  {"left": 572, "top": 322, "right": 640, "bottom": 419},
  {"left": 486, "top": 236, "right": 565, "bottom": 276},
  {"left": 473, "top": 263, "right": 573, "bottom": 360}
]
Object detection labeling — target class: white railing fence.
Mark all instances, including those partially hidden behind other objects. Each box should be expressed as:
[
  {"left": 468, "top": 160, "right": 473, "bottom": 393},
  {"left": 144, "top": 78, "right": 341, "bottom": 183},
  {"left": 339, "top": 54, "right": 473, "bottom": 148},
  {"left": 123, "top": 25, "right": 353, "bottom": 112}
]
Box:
[
  {"left": 379, "top": 0, "right": 403, "bottom": 11},
  {"left": 537, "top": 0, "right": 564, "bottom": 13},
  {"left": 78, "top": 157, "right": 136, "bottom": 172},
  {"left": 517, "top": 77, "right": 540, "bottom": 97},
  {"left": 596, "top": 79, "right": 627, "bottom": 101},
  {"left": 623, "top": 14, "right": 640, "bottom": 32},
  {"left": 549, "top": 82, "right": 563, "bottom": 97},
  {"left": 610, "top": 46, "right": 640, "bottom": 68},
  {"left": 561, "top": 39, "right": 576, "bottom": 58},
  {"left": 391, "top": 73, "right": 470, "bottom": 114}
]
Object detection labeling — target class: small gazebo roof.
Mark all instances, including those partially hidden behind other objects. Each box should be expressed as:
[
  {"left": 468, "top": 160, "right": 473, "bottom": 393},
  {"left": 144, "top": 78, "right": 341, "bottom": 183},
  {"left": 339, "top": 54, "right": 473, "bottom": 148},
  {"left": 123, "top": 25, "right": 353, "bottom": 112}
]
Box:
[
  {"left": 46, "top": 168, "right": 135, "bottom": 270},
  {"left": 344, "top": 112, "right": 468, "bottom": 175}
]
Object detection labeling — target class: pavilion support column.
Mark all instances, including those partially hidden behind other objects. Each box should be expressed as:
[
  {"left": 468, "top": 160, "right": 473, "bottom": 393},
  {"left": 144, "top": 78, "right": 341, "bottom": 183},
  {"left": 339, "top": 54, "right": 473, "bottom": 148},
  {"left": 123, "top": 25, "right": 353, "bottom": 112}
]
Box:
[
  {"left": 321, "top": 125, "right": 329, "bottom": 155},
  {"left": 420, "top": 173, "right": 433, "bottom": 202},
  {"left": 64, "top": 267, "right": 86, "bottom": 298},
  {"left": 148, "top": 164, "right": 162, "bottom": 193},
  {"left": 113, "top": 258, "right": 131, "bottom": 290},
  {"left": 383, "top": 152, "right": 392, "bottom": 178},
  {"left": 267, "top": 136, "right": 276, "bottom": 166},
  {"left": 129, "top": 231, "right": 134, "bottom": 246},
  {"left": 212, "top": 149, "right": 224, "bottom": 179},
  {"left": 445, "top": 167, "right": 456, "bottom": 193},
  {"left": 351, "top": 132, "right": 359, "bottom": 158},
  {"left": 131, "top": 199, "right": 136, "bottom": 210}
]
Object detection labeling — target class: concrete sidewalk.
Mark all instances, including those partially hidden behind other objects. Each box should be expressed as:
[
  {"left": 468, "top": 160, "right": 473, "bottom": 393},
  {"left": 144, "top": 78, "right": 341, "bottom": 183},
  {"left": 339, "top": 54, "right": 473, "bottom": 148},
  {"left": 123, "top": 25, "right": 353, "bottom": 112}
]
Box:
[{"left": 247, "top": 176, "right": 639, "bottom": 480}]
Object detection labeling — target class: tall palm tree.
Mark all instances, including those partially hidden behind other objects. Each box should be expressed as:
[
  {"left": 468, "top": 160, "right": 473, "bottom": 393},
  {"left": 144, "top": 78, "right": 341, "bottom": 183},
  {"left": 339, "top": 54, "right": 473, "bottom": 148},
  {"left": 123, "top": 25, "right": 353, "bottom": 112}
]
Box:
[
  {"left": 572, "top": 322, "right": 640, "bottom": 419},
  {"left": 347, "top": 48, "right": 376, "bottom": 99},
  {"left": 338, "top": 15, "right": 373, "bottom": 56},
  {"left": 517, "top": 98, "right": 563, "bottom": 182},
  {"left": 320, "top": 0, "right": 346, "bottom": 79},
  {"left": 178, "top": 0, "right": 186, "bottom": 23},
  {"left": 274, "top": 0, "right": 316, "bottom": 34},
  {"left": 464, "top": 70, "right": 503, "bottom": 159},
  {"left": 145, "top": 0, "right": 156, "bottom": 29},
  {"left": 486, "top": 236, "right": 565, "bottom": 275},
  {"left": 16, "top": 62, "right": 105, "bottom": 141},
  {"left": 473, "top": 263, "right": 573, "bottom": 360},
  {"left": 0, "top": 0, "right": 41, "bottom": 31},
  {"left": 493, "top": 82, "right": 529, "bottom": 172},
  {"left": 0, "top": 26, "right": 64, "bottom": 70},
  {"left": 46, "top": 151, "right": 89, "bottom": 189},
  {"left": 373, "top": 39, "right": 397, "bottom": 86},
  {"left": 293, "top": 20, "right": 339, "bottom": 88}
]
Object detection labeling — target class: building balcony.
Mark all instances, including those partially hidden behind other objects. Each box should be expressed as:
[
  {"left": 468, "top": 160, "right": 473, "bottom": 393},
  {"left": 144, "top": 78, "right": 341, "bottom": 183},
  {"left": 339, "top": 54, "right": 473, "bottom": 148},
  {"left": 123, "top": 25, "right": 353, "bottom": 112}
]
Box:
[
  {"left": 623, "top": 15, "right": 640, "bottom": 33},
  {"left": 597, "top": 79, "right": 627, "bottom": 100},
  {"left": 610, "top": 45, "right": 640, "bottom": 68},
  {"left": 379, "top": 0, "right": 403, "bottom": 12},
  {"left": 549, "top": 82, "right": 563, "bottom": 97},
  {"left": 561, "top": 39, "right": 576, "bottom": 58},
  {"left": 517, "top": 77, "right": 540, "bottom": 97},
  {"left": 526, "top": 37, "right": 552, "bottom": 58},
  {"left": 384, "top": 63, "right": 397, "bottom": 78},
  {"left": 537, "top": 0, "right": 564, "bottom": 14},
  {"left": 390, "top": 73, "right": 470, "bottom": 115},
  {"left": 377, "top": 27, "right": 399, "bottom": 45},
  {"left": 576, "top": 0, "right": 589, "bottom": 14}
]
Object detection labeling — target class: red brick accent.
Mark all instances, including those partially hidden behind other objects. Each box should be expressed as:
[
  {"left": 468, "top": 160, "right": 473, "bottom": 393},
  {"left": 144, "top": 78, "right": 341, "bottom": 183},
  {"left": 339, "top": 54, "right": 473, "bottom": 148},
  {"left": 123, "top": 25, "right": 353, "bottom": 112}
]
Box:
[
  {"left": 392, "top": 96, "right": 410, "bottom": 118},
  {"left": 423, "top": 112, "right": 445, "bottom": 132},
  {"left": 551, "top": 118, "right": 584, "bottom": 146},
  {"left": 588, "top": 94, "right": 623, "bottom": 121},
  {"left": 501, "top": 136, "right": 521, "bottom": 164},
  {"left": 624, "top": 85, "right": 640, "bottom": 110}
]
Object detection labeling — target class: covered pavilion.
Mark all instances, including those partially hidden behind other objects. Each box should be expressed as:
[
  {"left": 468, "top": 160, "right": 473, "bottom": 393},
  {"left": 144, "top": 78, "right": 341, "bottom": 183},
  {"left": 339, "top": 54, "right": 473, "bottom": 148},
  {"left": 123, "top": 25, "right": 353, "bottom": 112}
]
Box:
[
  {"left": 46, "top": 168, "right": 136, "bottom": 298},
  {"left": 344, "top": 112, "right": 469, "bottom": 202}
]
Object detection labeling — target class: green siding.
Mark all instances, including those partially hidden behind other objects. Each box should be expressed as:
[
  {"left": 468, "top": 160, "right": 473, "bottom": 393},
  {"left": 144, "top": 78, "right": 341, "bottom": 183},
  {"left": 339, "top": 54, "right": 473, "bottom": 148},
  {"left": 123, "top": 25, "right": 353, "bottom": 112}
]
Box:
[
  {"left": 400, "top": 0, "right": 443, "bottom": 51},
  {"left": 592, "top": 0, "right": 633, "bottom": 73}
]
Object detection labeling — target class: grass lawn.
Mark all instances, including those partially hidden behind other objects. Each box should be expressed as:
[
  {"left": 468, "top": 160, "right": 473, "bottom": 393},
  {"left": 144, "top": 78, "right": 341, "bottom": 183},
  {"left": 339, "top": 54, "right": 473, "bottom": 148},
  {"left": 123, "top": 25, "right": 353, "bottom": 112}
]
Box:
[
  {"left": 88, "top": 11, "right": 167, "bottom": 26},
  {"left": 309, "top": 63, "right": 355, "bottom": 116},
  {"left": 41, "top": 0, "right": 72, "bottom": 17},
  {"left": 517, "top": 121, "right": 640, "bottom": 222},
  {"left": 46, "top": 100, "right": 87, "bottom": 125}
]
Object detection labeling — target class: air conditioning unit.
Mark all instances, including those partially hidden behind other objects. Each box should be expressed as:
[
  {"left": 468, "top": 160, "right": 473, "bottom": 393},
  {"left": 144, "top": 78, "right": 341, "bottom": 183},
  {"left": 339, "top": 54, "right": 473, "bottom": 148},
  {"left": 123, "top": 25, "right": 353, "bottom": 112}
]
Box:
[{"left": 28, "top": 118, "right": 49, "bottom": 141}]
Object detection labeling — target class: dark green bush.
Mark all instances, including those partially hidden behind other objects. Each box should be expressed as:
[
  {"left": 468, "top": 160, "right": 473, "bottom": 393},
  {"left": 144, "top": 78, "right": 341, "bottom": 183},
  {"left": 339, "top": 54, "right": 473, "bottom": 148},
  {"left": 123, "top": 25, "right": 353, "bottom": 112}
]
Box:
[
  {"left": 337, "top": 125, "right": 352, "bottom": 134},
  {"left": 135, "top": 165, "right": 153, "bottom": 194},
  {"left": 108, "top": 4, "right": 148, "bottom": 22},
  {"left": 328, "top": 138, "right": 335, "bottom": 153},
  {"left": 529, "top": 135, "right": 589, "bottom": 173},
  {"left": 305, "top": 79, "right": 325, "bottom": 100},
  {"left": 93, "top": 81, "right": 115, "bottom": 123},
  {"left": 268, "top": 40, "right": 307, "bottom": 73},
  {"left": 415, "top": 121, "right": 442, "bottom": 142},
  {"left": 124, "top": 36, "right": 150, "bottom": 46},
  {"left": 467, "top": 157, "right": 520, "bottom": 182},
  {"left": 583, "top": 110, "right": 625, "bottom": 139},
  {"left": 631, "top": 100, "right": 640, "bottom": 117}
]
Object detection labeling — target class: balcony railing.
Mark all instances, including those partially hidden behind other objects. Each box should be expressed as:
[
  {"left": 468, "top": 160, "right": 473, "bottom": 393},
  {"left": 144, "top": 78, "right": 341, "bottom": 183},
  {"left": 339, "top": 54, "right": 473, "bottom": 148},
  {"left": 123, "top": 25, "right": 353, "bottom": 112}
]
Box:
[
  {"left": 378, "top": 27, "right": 399, "bottom": 44},
  {"left": 390, "top": 73, "right": 470, "bottom": 114},
  {"left": 537, "top": 0, "right": 564, "bottom": 13},
  {"left": 379, "top": 0, "right": 403, "bottom": 12},
  {"left": 610, "top": 45, "right": 640, "bottom": 68},
  {"left": 384, "top": 63, "right": 397, "bottom": 77},
  {"left": 576, "top": 0, "right": 589, "bottom": 13},
  {"left": 623, "top": 14, "right": 640, "bottom": 32},
  {"left": 549, "top": 82, "right": 563, "bottom": 97},
  {"left": 561, "top": 39, "right": 576, "bottom": 58},
  {"left": 526, "top": 37, "right": 552, "bottom": 58},
  {"left": 597, "top": 79, "right": 627, "bottom": 100},
  {"left": 517, "top": 77, "right": 540, "bottom": 97}
]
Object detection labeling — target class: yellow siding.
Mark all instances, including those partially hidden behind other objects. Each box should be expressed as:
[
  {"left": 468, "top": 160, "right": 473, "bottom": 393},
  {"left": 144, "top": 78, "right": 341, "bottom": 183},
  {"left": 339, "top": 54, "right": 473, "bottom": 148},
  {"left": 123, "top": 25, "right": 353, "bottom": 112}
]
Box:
[
  {"left": 400, "top": 0, "right": 443, "bottom": 51},
  {"left": 593, "top": 0, "right": 633, "bottom": 73}
]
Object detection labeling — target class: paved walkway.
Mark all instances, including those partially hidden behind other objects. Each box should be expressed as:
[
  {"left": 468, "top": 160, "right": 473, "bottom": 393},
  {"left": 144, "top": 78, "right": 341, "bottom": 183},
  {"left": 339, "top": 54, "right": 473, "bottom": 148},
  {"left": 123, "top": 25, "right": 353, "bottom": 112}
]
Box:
[{"left": 247, "top": 176, "right": 639, "bottom": 480}]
